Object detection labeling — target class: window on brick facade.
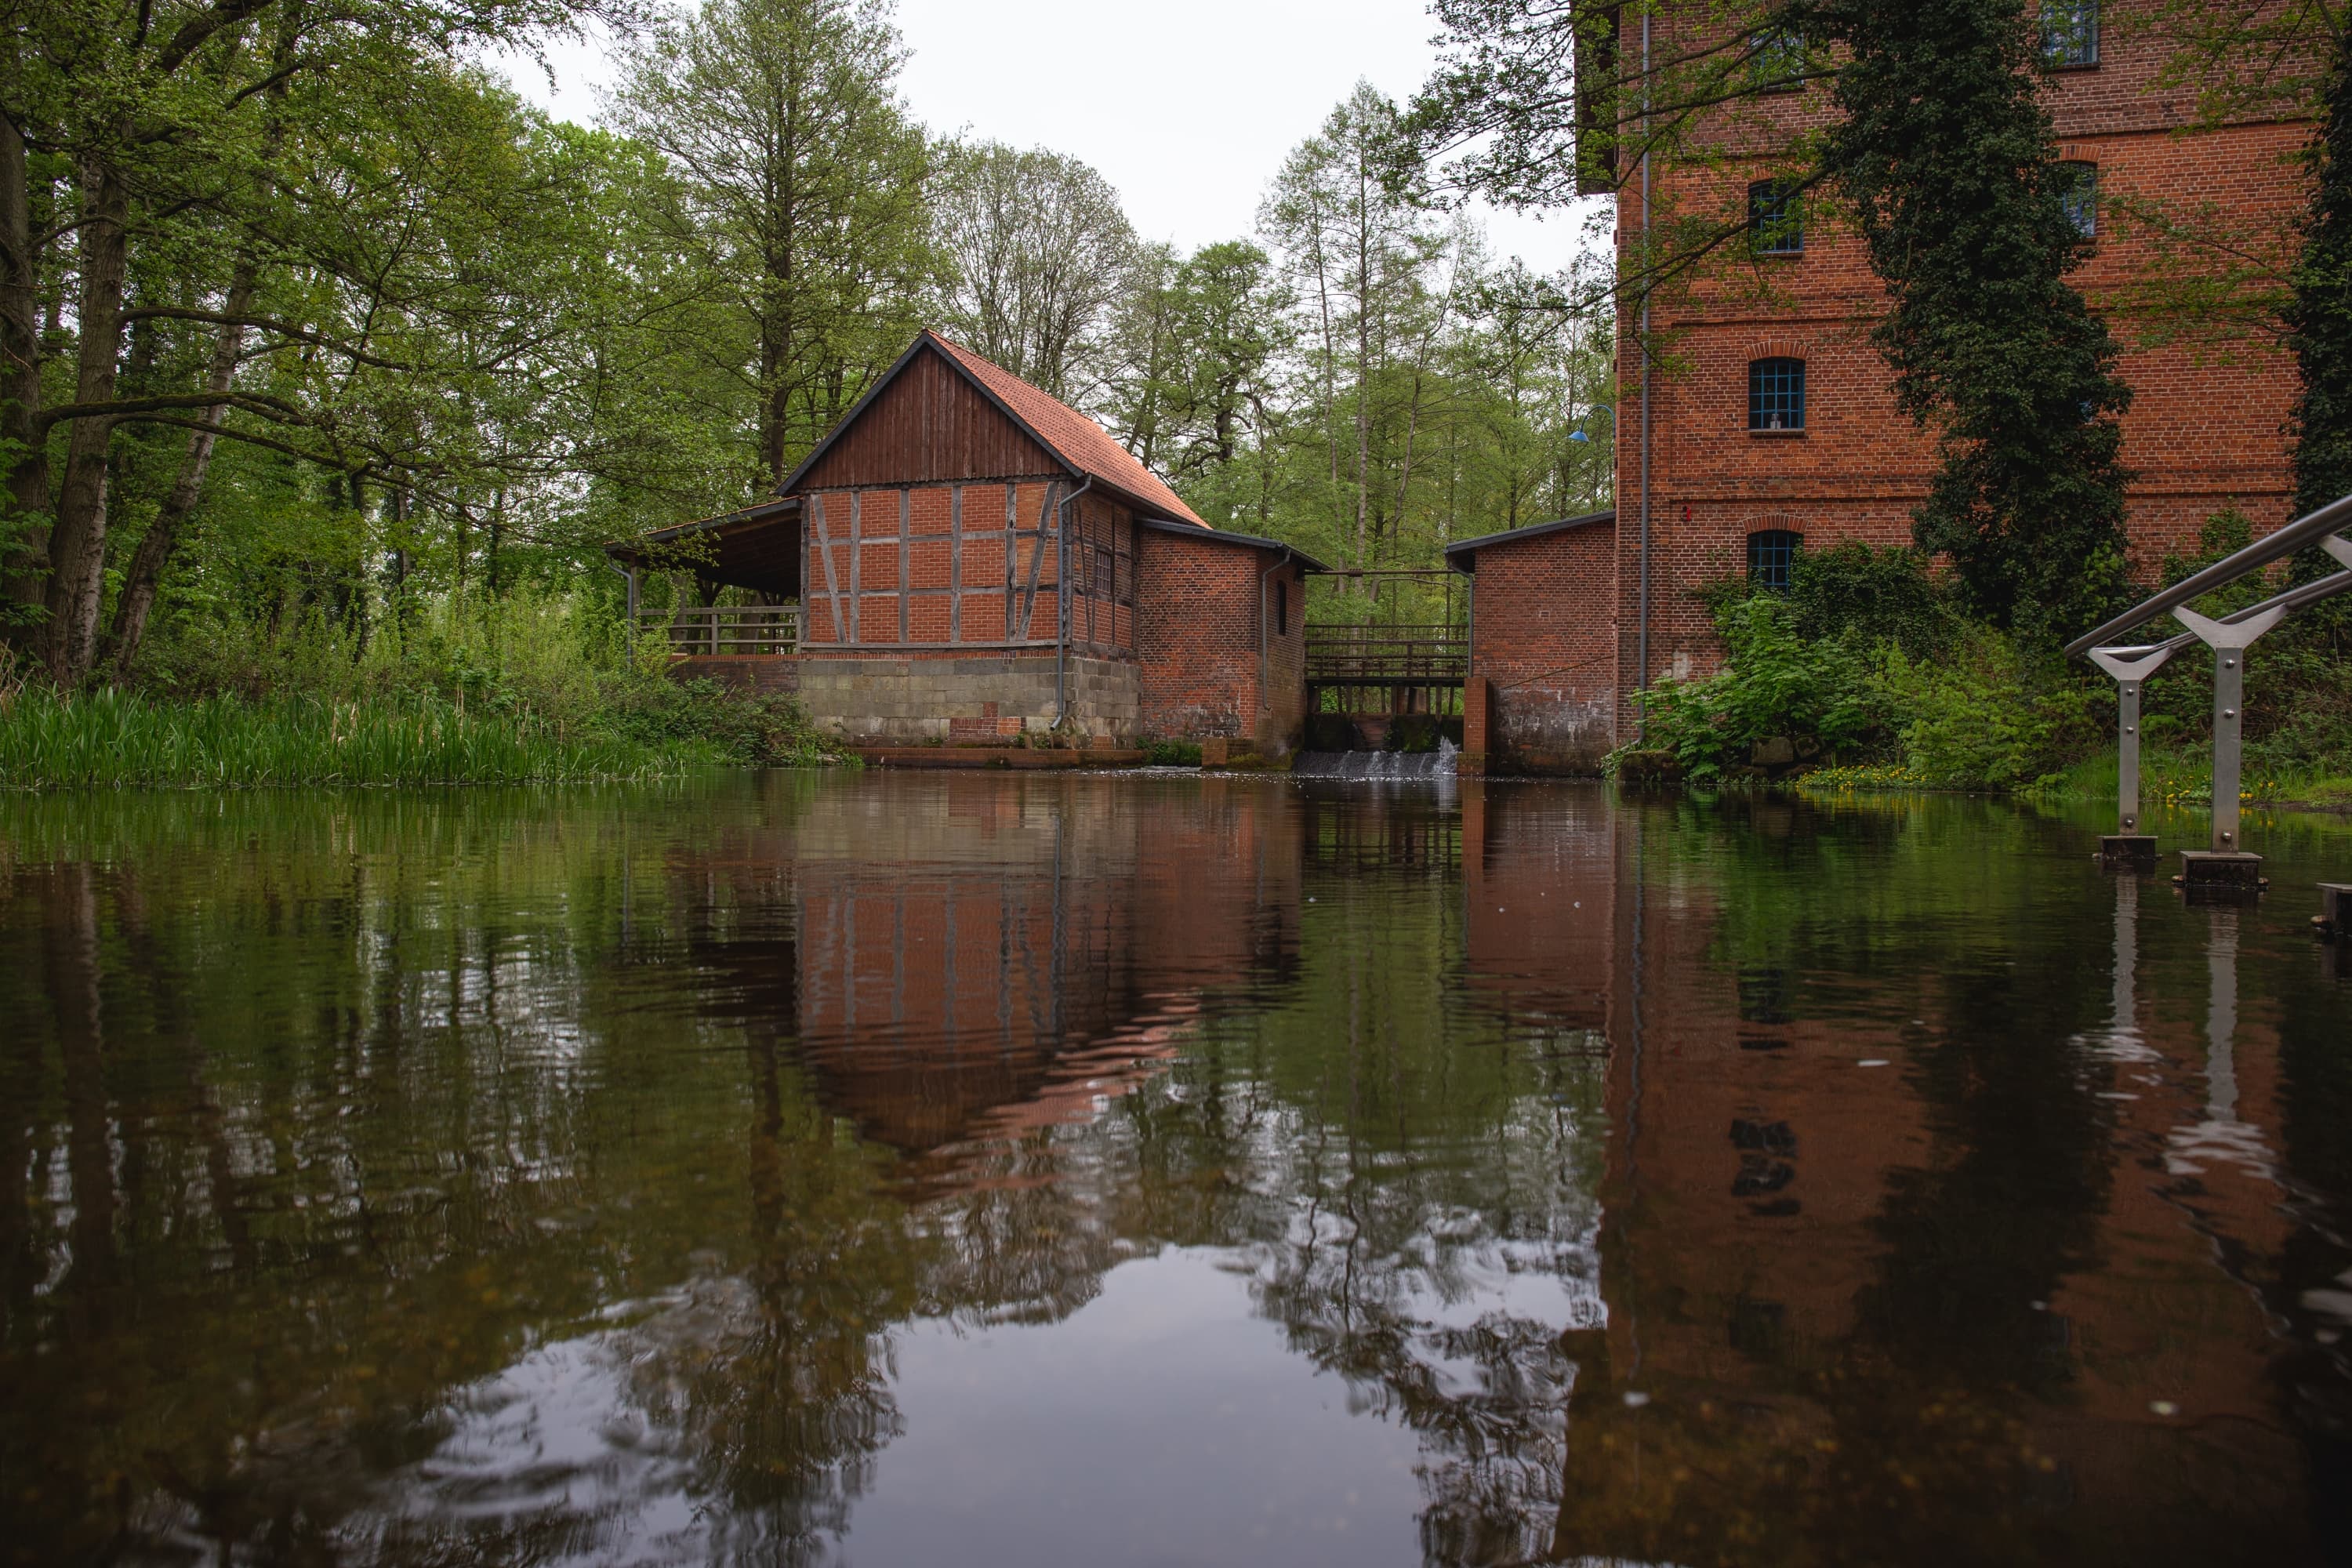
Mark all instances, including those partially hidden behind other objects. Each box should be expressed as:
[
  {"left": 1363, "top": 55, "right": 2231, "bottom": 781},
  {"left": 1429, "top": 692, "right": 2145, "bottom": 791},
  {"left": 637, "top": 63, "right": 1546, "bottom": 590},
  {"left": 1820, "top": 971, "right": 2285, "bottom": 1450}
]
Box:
[
  {"left": 1748, "top": 180, "right": 1803, "bottom": 256},
  {"left": 1752, "top": 27, "right": 1808, "bottom": 93},
  {"left": 1276, "top": 579, "right": 1289, "bottom": 637},
  {"left": 1748, "top": 358, "right": 1806, "bottom": 431},
  {"left": 2057, "top": 162, "right": 2097, "bottom": 237},
  {"left": 2042, "top": 0, "right": 2098, "bottom": 67},
  {"left": 1748, "top": 530, "right": 1802, "bottom": 593}
]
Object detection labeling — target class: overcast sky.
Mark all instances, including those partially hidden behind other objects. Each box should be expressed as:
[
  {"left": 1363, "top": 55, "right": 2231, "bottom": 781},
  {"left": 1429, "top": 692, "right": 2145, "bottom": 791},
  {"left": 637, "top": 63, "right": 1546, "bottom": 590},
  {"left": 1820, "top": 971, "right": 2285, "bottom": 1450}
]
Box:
[{"left": 495, "top": 0, "right": 1599, "bottom": 274}]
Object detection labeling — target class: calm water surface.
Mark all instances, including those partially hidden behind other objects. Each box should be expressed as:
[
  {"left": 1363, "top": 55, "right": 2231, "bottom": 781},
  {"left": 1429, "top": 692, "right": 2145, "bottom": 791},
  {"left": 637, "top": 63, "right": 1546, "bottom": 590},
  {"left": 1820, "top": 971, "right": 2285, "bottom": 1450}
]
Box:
[{"left": 4, "top": 773, "right": 2351, "bottom": 1566}]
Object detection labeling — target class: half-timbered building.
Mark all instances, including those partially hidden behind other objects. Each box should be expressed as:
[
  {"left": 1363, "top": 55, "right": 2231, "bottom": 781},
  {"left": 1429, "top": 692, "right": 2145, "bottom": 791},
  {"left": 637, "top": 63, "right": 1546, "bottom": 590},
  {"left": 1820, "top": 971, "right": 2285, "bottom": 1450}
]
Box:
[{"left": 611, "top": 331, "right": 1321, "bottom": 755}]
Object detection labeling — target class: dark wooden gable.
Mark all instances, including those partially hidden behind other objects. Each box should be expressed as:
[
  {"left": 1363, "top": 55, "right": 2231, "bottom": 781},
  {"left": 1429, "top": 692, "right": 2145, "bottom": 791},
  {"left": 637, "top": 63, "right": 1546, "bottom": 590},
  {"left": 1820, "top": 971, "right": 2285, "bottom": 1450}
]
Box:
[{"left": 792, "top": 343, "right": 1066, "bottom": 491}]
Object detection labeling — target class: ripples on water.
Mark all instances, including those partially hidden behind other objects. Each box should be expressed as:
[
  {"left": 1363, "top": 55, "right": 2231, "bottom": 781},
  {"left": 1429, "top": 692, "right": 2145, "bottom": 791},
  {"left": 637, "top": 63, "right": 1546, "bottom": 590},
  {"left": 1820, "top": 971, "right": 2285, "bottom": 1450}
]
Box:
[{"left": 1, "top": 774, "right": 2349, "bottom": 1566}]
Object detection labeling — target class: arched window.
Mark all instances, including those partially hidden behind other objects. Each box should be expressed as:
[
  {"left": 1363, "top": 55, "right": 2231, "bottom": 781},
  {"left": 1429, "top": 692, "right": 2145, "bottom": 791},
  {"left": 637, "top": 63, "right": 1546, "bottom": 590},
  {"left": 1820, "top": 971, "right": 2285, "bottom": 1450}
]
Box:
[
  {"left": 1748, "top": 529, "right": 1802, "bottom": 592},
  {"left": 2042, "top": 0, "right": 2098, "bottom": 67},
  {"left": 1748, "top": 180, "right": 1803, "bottom": 256},
  {"left": 2057, "top": 162, "right": 2098, "bottom": 238},
  {"left": 1748, "top": 358, "right": 1806, "bottom": 431}
]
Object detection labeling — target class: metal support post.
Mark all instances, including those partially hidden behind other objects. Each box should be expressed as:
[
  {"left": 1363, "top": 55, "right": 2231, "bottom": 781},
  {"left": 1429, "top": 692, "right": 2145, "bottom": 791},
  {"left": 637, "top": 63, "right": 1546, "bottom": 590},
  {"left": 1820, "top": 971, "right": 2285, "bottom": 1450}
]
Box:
[
  {"left": 2087, "top": 643, "right": 2178, "bottom": 868},
  {"left": 2172, "top": 599, "right": 2288, "bottom": 896}
]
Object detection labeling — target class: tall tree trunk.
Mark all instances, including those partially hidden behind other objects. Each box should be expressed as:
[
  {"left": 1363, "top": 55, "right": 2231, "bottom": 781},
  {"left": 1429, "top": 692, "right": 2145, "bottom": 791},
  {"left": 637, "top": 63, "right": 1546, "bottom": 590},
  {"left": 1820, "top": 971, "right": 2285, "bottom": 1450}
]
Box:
[
  {"left": 107, "top": 259, "right": 256, "bottom": 677},
  {"left": 0, "top": 117, "right": 49, "bottom": 633},
  {"left": 43, "top": 152, "right": 131, "bottom": 687}
]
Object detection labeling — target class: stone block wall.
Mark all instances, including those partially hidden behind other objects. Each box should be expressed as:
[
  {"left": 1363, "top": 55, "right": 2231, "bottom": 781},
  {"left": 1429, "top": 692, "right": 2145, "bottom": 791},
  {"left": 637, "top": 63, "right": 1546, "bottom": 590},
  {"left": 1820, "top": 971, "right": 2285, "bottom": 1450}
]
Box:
[
  {"left": 792, "top": 651, "right": 1139, "bottom": 744},
  {"left": 1468, "top": 518, "right": 1618, "bottom": 774}
]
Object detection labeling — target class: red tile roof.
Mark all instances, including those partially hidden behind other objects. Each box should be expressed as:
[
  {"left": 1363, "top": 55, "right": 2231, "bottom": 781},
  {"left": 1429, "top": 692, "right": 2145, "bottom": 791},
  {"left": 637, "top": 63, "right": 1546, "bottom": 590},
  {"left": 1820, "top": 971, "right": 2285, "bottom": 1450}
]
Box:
[{"left": 927, "top": 333, "right": 1207, "bottom": 528}]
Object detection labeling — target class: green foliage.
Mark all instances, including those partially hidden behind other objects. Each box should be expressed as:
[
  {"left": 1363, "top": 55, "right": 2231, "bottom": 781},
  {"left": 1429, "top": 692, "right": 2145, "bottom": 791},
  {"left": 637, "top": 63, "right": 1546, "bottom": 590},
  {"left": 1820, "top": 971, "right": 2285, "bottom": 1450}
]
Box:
[
  {"left": 1807, "top": 0, "right": 2135, "bottom": 642},
  {"left": 2287, "top": 28, "right": 2352, "bottom": 531},
  {"left": 1, "top": 586, "right": 839, "bottom": 788},
  {"left": 0, "top": 686, "right": 723, "bottom": 789},
  {"left": 1874, "top": 630, "right": 2097, "bottom": 789},
  {"left": 1632, "top": 596, "right": 1878, "bottom": 786},
  {"left": 1782, "top": 541, "right": 1957, "bottom": 659},
  {"left": 1145, "top": 738, "right": 1203, "bottom": 767}
]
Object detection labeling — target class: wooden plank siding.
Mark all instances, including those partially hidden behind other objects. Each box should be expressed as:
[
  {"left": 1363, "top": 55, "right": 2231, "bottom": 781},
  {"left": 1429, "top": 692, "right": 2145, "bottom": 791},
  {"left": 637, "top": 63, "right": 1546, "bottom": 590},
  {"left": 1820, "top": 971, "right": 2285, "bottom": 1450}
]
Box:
[{"left": 796, "top": 345, "right": 1060, "bottom": 489}]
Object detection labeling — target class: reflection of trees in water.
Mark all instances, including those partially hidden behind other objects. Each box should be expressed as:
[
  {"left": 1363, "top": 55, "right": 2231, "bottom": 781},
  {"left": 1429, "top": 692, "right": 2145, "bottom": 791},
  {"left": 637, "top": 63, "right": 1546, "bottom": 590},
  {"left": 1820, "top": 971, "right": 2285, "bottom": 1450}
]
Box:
[{"left": 0, "top": 790, "right": 942, "bottom": 1567}]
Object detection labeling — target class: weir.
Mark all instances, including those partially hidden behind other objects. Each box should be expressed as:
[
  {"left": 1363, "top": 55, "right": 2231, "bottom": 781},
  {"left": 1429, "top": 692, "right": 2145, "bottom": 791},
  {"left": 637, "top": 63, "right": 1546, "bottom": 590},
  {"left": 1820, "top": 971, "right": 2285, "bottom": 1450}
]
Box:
[{"left": 1293, "top": 740, "right": 1461, "bottom": 781}]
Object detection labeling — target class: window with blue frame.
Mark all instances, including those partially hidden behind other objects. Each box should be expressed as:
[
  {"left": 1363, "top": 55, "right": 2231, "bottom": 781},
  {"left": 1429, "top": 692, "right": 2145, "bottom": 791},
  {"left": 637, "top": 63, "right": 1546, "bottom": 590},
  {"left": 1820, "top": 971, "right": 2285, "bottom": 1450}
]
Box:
[
  {"left": 2058, "top": 162, "right": 2097, "bottom": 237},
  {"left": 2042, "top": 0, "right": 2098, "bottom": 67},
  {"left": 1748, "top": 180, "right": 1803, "bottom": 255},
  {"left": 1748, "top": 530, "right": 1802, "bottom": 592},
  {"left": 1748, "top": 358, "right": 1806, "bottom": 431}
]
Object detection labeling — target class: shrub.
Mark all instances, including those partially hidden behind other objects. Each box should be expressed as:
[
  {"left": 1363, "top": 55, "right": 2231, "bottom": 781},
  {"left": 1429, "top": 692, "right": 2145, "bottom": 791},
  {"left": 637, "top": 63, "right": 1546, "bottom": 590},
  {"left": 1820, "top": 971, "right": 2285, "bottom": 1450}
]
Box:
[
  {"left": 1145, "top": 738, "right": 1203, "bottom": 766},
  {"left": 1874, "top": 630, "right": 2098, "bottom": 789},
  {"left": 1628, "top": 595, "right": 1880, "bottom": 786}
]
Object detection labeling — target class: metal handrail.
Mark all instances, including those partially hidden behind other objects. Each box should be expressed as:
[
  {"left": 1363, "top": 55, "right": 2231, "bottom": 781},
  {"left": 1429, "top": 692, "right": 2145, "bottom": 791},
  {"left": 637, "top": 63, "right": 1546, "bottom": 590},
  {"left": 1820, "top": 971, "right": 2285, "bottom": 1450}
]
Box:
[{"left": 2065, "top": 491, "right": 2352, "bottom": 655}]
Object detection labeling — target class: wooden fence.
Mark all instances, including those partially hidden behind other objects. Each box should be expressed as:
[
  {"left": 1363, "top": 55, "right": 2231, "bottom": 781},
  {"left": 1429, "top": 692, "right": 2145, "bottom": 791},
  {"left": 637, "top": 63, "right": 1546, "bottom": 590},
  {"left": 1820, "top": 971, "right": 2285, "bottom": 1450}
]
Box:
[{"left": 637, "top": 604, "right": 800, "bottom": 656}]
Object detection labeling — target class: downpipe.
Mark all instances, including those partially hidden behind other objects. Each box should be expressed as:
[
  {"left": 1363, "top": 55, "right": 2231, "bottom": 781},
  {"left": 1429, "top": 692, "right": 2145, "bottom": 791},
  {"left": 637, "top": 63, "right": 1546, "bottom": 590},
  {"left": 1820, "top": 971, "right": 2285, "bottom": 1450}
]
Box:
[{"left": 1055, "top": 476, "right": 1094, "bottom": 727}]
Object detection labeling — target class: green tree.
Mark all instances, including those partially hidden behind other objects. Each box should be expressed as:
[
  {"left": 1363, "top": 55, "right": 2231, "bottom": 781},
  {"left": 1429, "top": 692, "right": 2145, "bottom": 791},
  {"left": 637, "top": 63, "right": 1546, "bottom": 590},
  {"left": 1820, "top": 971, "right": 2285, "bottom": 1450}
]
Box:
[
  {"left": 931, "top": 140, "right": 1139, "bottom": 407},
  {"left": 611, "top": 0, "right": 935, "bottom": 488}
]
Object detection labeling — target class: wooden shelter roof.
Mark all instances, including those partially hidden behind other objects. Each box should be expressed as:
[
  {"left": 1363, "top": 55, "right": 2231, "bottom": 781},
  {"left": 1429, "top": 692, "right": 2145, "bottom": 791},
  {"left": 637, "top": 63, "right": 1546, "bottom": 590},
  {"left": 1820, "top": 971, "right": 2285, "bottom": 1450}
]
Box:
[{"left": 602, "top": 496, "right": 802, "bottom": 597}]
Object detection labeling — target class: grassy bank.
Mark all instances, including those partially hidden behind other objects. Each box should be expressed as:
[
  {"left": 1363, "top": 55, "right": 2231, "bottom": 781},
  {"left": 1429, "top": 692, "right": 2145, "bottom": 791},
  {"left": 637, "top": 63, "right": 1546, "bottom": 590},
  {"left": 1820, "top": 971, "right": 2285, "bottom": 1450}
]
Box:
[
  {"left": 0, "top": 687, "right": 736, "bottom": 788},
  {"left": 2, "top": 590, "right": 844, "bottom": 789}
]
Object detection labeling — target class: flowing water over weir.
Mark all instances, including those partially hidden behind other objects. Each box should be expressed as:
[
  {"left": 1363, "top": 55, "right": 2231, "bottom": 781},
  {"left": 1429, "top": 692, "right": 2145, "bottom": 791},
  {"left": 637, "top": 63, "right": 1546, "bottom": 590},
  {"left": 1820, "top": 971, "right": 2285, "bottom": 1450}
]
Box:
[
  {"left": 5, "top": 775, "right": 2352, "bottom": 1566},
  {"left": 1292, "top": 739, "right": 1457, "bottom": 779}
]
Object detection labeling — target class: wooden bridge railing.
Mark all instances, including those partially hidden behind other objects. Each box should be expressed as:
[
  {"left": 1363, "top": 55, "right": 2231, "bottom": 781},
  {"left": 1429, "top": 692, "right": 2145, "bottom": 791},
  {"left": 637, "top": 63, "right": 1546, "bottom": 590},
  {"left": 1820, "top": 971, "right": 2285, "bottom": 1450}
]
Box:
[
  {"left": 1305, "top": 623, "right": 1468, "bottom": 684},
  {"left": 637, "top": 604, "right": 800, "bottom": 656}
]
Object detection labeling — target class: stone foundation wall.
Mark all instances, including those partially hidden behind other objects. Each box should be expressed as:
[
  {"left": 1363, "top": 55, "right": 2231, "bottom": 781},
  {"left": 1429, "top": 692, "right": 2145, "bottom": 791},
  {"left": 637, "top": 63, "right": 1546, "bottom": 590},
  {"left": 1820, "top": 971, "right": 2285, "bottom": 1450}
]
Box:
[{"left": 792, "top": 652, "right": 1140, "bottom": 743}]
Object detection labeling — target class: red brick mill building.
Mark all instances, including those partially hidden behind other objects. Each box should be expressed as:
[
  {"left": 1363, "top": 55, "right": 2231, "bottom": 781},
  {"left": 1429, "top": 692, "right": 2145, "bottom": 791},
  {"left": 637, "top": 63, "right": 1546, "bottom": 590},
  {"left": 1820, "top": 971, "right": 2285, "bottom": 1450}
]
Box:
[
  {"left": 611, "top": 331, "right": 1321, "bottom": 758},
  {"left": 1573, "top": 0, "right": 2312, "bottom": 743}
]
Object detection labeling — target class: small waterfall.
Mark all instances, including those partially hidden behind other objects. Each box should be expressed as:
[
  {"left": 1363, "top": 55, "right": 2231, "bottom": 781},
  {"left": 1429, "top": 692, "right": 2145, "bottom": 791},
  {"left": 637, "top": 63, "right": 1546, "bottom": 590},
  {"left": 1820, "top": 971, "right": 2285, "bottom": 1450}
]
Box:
[{"left": 1294, "top": 739, "right": 1460, "bottom": 782}]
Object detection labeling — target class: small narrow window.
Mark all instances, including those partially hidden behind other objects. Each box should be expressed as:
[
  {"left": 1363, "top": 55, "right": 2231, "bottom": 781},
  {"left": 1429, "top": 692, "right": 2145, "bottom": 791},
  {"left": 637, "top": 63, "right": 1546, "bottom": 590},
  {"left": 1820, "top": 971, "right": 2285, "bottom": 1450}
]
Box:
[
  {"left": 1276, "top": 579, "right": 1289, "bottom": 637},
  {"left": 2042, "top": 0, "right": 2098, "bottom": 67},
  {"left": 2057, "top": 162, "right": 2097, "bottom": 238},
  {"left": 1753, "top": 28, "right": 1808, "bottom": 93},
  {"left": 1748, "top": 358, "right": 1806, "bottom": 432},
  {"left": 1748, "top": 180, "right": 1803, "bottom": 256},
  {"left": 1748, "top": 530, "right": 1802, "bottom": 593}
]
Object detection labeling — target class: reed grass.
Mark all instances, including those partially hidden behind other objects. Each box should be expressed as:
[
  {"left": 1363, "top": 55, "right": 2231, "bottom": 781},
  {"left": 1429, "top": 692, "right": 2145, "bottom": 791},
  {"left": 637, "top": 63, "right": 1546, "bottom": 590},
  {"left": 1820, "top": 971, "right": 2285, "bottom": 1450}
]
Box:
[{"left": 0, "top": 685, "right": 727, "bottom": 789}]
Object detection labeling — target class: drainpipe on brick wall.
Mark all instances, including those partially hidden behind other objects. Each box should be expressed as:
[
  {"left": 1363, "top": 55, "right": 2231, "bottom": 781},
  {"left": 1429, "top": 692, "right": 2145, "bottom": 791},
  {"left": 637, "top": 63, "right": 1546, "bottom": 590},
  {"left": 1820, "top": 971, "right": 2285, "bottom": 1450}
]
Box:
[
  {"left": 1055, "top": 475, "right": 1094, "bottom": 724},
  {"left": 1635, "top": 8, "right": 1653, "bottom": 742}
]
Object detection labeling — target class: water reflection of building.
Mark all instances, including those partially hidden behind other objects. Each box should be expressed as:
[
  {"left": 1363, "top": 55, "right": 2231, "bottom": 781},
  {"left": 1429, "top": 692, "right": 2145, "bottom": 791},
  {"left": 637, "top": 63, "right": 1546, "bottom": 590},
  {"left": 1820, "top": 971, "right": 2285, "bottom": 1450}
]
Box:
[
  {"left": 782, "top": 775, "right": 1301, "bottom": 1181},
  {"left": 1508, "top": 797, "right": 2332, "bottom": 1566}
]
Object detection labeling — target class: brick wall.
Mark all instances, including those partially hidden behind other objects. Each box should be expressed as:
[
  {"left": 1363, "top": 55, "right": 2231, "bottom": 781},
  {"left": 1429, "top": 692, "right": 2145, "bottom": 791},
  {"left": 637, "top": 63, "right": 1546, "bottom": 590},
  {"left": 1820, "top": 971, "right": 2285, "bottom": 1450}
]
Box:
[
  {"left": 1606, "top": 1, "right": 2310, "bottom": 739},
  {"left": 1466, "top": 518, "right": 1620, "bottom": 774},
  {"left": 1134, "top": 529, "right": 1308, "bottom": 754}
]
